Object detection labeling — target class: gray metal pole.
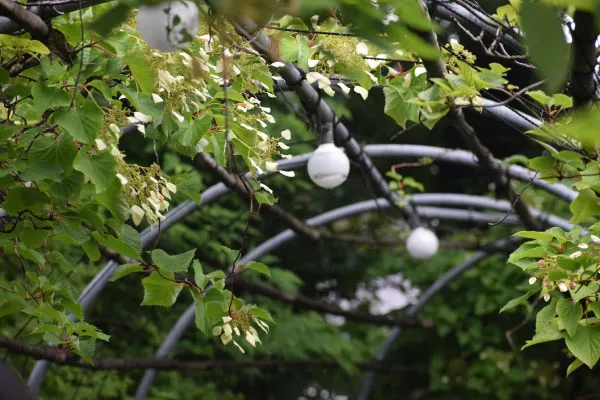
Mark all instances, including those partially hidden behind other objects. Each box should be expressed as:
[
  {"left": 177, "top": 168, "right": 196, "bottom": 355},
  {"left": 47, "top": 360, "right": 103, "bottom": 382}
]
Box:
[{"left": 133, "top": 196, "right": 571, "bottom": 399}]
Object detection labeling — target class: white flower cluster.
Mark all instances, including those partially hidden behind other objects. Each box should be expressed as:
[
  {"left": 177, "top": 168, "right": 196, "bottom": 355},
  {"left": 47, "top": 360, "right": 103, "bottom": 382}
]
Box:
[
  {"left": 128, "top": 176, "right": 177, "bottom": 226},
  {"left": 211, "top": 316, "right": 269, "bottom": 354}
]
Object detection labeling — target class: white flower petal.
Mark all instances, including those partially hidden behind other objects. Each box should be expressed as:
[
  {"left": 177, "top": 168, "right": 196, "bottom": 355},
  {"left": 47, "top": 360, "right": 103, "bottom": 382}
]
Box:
[
  {"left": 279, "top": 170, "right": 295, "bottom": 177},
  {"left": 356, "top": 42, "right": 368, "bottom": 56},
  {"left": 308, "top": 59, "right": 319, "bottom": 68},
  {"left": 278, "top": 142, "right": 290, "bottom": 150},
  {"left": 337, "top": 82, "right": 351, "bottom": 94},
  {"left": 529, "top": 277, "right": 537, "bottom": 285},
  {"left": 116, "top": 173, "right": 128, "bottom": 186},
  {"left": 95, "top": 139, "right": 107, "bottom": 151},
  {"left": 152, "top": 93, "right": 164, "bottom": 103},
  {"left": 354, "top": 86, "right": 369, "bottom": 100},
  {"left": 271, "top": 61, "right": 286, "bottom": 68},
  {"left": 265, "top": 161, "right": 278, "bottom": 172},
  {"left": 281, "top": 129, "right": 292, "bottom": 140}
]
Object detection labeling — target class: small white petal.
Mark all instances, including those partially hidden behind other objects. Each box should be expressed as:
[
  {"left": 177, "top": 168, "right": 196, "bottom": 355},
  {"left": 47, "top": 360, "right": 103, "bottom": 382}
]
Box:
[
  {"left": 136, "top": 124, "right": 145, "bottom": 134},
  {"left": 131, "top": 205, "right": 145, "bottom": 226},
  {"left": 116, "top": 173, "right": 128, "bottom": 185},
  {"left": 543, "top": 293, "right": 551, "bottom": 302},
  {"left": 323, "top": 86, "right": 336, "bottom": 96},
  {"left": 279, "top": 170, "right": 295, "bottom": 177},
  {"left": 233, "top": 340, "right": 245, "bottom": 354},
  {"left": 529, "top": 277, "right": 537, "bottom": 285},
  {"left": 308, "top": 59, "right": 319, "bottom": 68},
  {"left": 356, "top": 42, "right": 368, "bottom": 56},
  {"left": 569, "top": 251, "right": 582, "bottom": 259},
  {"left": 212, "top": 326, "right": 222, "bottom": 336},
  {"left": 271, "top": 61, "right": 286, "bottom": 68},
  {"left": 414, "top": 67, "right": 427, "bottom": 76},
  {"left": 171, "top": 111, "right": 185, "bottom": 124},
  {"left": 281, "top": 129, "right": 292, "bottom": 140},
  {"left": 558, "top": 282, "right": 568, "bottom": 292},
  {"left": 152, "top": 93, "right": 164, "bottom": 103},
  {"left": 109, "top": 124, "right": 120, "bottom": 134},
  {"left": 354, "top": 86, "right": 369, "bottom": 100},
  {"left": 133, "top": 112, "right": 152, "bottom": 123},
  {"left": 165, "top": 182, "right": 177, "bottom": 193},
  {"left": 259, "top": 183, "right": 273, "bottom": 194},
  {"left": 278, "top": 142, "right": 290, "bottom": 150},
  {"left": 95, "top": 139, "right": 107, "bottom": 151},
  {"left": 265, "top": 161, "right": 278, "bottom": 172},
  {"left": 578, "top": 243, "right": 589, "bottom": 249},
  {"left": 591, "top": 235, "right": 600, "bottom": 243},
  {"left": 337, "top": 82, "right": 351, "bottom": 94}
]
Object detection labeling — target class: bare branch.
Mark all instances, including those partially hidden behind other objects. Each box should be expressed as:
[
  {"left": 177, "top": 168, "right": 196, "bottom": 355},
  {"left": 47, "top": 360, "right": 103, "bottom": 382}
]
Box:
[
  {"left": 194, "top": 152, "right": 321, "bottom": 240},
  {"left": 0, "top": 336, "right": 420, "bottom": 373}
]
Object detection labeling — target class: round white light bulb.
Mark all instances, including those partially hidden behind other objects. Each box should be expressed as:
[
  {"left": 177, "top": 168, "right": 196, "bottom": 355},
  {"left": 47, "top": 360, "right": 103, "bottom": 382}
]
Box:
[
  {"left": 136, "top": 1, "right": 200, "bottom": 52},
  {"left": 307, "top": 143, "right": 350, "bottom": 189},
  {"left": 406, "top": 227, "right": 439, "bottom": 260}
]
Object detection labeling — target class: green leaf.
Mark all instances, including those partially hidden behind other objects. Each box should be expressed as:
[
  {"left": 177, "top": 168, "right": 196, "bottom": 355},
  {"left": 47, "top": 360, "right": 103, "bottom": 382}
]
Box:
[
  {"left": 500, "top": 291, "right": 535, "bottom": 314},
  {"left": 120, "top": 224, "right": 142, "bottom": 256},
  {"left": 0, "top": 300, "right": 24, "bottom": 318},
  {"left": 588, "top": 302, "right": 600, "bottom": 319},
  {"left": 124, "top": 52, "right": 154, "bottom": 96},
  {"left": 570, "top": 282, "right": 599, "bottom": 302},
  {"left": 243, "top": 261, "right": 271, "bottom": 277},
  {"left": 520, "top": 2, "right": 569, "bottom": 93},
  {"left": 151, "top": 249, "right": 195, "bottom": 274},
  {"left": 31, "top": 83, "right": 69, "bottom": 114},
  {"left": 110, "top": 263, "right": 145, "bottom": 282},
  {"left": 570, "top": 189, "right": 600, "bottom": 224},
  {"left": 177, "top": 116, "right": 211, "bottom": 147},
  {"left": 557, "top": 299, "right": 583, "bottom": 337},
  {"left": 248, "top": 307, "right": 275, "bottom": 324},
  {"left": 141, "top": 271, "right": 184, "bottom": 307},
  {"left": 1, "top": 187, "right": 50, "bottom": 215},
  {"left": 54, "top": 101, "right": 103, "bottom": 145},
  {"left": 513, "top": 231, "right": 555, "bottom": 242},
  {"left": 190, "top": 290, "right": 206, "bottom": 333},
  {"left": 73, "top": 150, "right": 116, "bottom": 194},
  {"left": 193, "top": 260, "right": 207, "bottom": 289},
  {"left": 565, "top": 324, "right": 600, "bottom": 368},
  {"left": 91, "top": 232, "right": 142, "bottom": 261},
  {"left": 567, "top": 358, "right": 584, "bottom": 377}
]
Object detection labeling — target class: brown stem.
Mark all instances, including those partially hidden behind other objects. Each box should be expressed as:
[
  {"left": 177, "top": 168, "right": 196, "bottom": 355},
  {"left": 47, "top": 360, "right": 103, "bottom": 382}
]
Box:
[{"left": 0, "top": 336, "right": 420, "bottom": 373}]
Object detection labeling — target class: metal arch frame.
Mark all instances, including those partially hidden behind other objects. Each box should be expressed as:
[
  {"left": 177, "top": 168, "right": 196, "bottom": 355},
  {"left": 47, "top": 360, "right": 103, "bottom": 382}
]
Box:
[
  {"left": 25, "top": 144, "right": 576, "bottom": 395},
  {"left": 133, "top": 195, "right": 573, "bottom": 400}
]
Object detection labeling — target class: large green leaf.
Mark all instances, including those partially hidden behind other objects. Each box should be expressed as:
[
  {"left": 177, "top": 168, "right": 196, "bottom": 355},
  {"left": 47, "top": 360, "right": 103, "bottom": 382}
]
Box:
[
  {"left": 124, "top": 52, "right": 155, "bottom": 96},
  {"left": 557, "top": 299, "right": 583, "bottom": 337},
  {"left": 151, "top": 249, "right": 196, "bottom": 274},
  {"left": 73, "top": 150, "right": 116, "bottom": 194},
  {"left": 31, "top": 83, "right": 69, "bottom": 114},
  {"left": 2, "top": 187, "right": 50, "bottom": 215},
  {"left": 53, "top": 101, "right": 103, "bottom": 145},
  {"left": 570, "top": 189, "right": 600, "bottom": 224},
  {"left": 141, "top": 271, "right": 184, "bottom": 307},
  {"left": 110, "top": 263, "right": 145, "bottom": 282},
  {"left": 565, "top": 325, "right": 600, "bottom": 368},
  {"left": 91, "top": 232, "right": 142, "bottom": 261},
  {"left": 520, "top": 2, "right": 570, "bottom": 93}
]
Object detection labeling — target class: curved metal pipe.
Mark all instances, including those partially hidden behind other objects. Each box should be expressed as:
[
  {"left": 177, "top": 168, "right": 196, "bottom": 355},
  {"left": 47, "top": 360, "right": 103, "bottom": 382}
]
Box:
[
  {"left": 133, "top": 195, "right": 571, "bottom": 399},
  {"left": 26, "top": 144, "right": 574, "bottom": 395}
]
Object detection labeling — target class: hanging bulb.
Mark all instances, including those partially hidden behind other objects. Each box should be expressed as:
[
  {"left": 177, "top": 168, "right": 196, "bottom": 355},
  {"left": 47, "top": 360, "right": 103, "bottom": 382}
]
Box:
[
  {"left": 307, "top": 143, "right": 350, "bottom": 189},
  {"left": 136, "top": 1, "right": 200, "bottom": 52},
  {"left": 406, "top": 227, "right": 439, "bottom": 260}
]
